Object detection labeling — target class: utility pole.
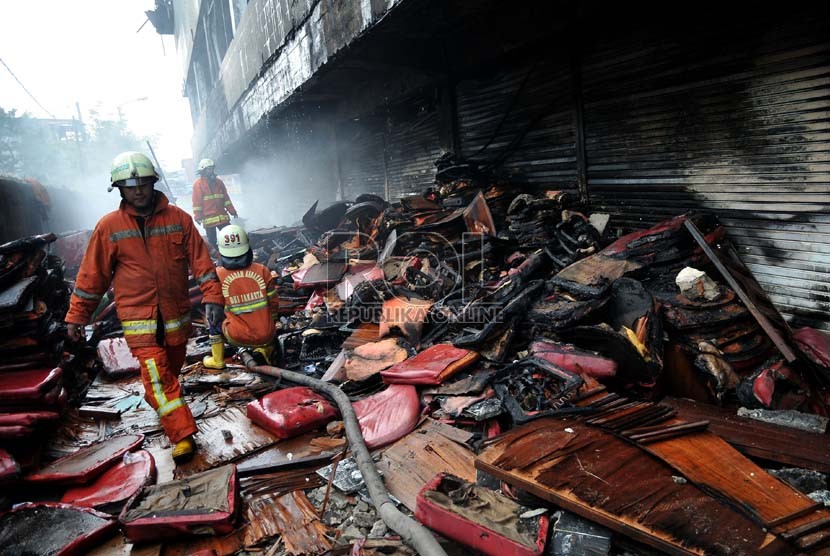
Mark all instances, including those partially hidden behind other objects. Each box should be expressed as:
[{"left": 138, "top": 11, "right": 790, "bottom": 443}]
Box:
[
  {"left": 146, "top": 140, "right": 177, "bottom": 204},
  {"left": 73, "top": 101, "right": 87, "bottom": 173}
]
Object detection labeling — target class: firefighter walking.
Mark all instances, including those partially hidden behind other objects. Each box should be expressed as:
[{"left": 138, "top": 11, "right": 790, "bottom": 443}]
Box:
[
  {"left": 202, "top": 224, "right": 279, "bottom": 370},
  {"left": 191, "top": 158, "right": 238, "bottom": 249},
  {"left": 66, "top": 152, "right": 225, "bottom": 462}
]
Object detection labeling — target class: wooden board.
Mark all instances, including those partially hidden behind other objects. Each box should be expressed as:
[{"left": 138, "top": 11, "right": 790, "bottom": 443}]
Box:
[
  {"left": 265, "top": 491, "right": 332, "bottom": 555},
  {"left": 663, "top": 397, "right": 830, "bottom": 473},
  {"left": 174, "top": 406, "right": 278, "bottom": 478},
  {"left": 376, "top": 419, "right": 476, "bottom": 511},
  {"left": 477, "top": 418, "right": 793, "bottom": 556},
  {"left": 642, "top": 429, "right": 830, "bottom": 544}
]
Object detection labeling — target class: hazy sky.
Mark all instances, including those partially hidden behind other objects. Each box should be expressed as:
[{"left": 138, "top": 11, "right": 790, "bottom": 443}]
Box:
[{"left": 0, "top": 0, "right": 192, "bottom": 169}]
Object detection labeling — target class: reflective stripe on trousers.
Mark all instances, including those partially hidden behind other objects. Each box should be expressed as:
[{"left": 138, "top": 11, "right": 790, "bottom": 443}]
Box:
[
  {"left": 133, "top": 344, "right": 196, "bottom": 443},
  {"left": 146, "top": 358, "right": 185, "bottom": 417}
]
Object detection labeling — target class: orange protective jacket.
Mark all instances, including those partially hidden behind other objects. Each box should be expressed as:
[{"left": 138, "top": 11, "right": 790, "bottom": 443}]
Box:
[
  {"left": 218, "top": 262, "right": 279, "bottom": 347},
  {"left": 191, "top": 177, "right": 237, "bottom": 229},
  {"left": 66, "top": 193, "right": 223, "bottom": 348}
]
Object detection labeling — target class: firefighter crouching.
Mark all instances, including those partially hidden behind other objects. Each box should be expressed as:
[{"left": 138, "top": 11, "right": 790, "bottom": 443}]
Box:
[
  {"left": 65, "top": 151, "right": 225, "bottom": 462},
  {"left": 202, "top": 224, "right": 279, "bottom": 370},
  {"left": 191, "top": 158, "right": 238, "bottom": 249}
]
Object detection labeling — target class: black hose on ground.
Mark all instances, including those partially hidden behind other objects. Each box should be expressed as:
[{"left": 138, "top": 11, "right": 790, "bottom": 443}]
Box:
[{"left": 239, "top": 351, "right": 448, "bottom": 556}]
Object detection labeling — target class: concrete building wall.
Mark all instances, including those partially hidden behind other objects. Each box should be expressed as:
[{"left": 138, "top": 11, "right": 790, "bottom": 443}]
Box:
[{"left": 184, "top": 0, "right": 404, "bottom": 163}]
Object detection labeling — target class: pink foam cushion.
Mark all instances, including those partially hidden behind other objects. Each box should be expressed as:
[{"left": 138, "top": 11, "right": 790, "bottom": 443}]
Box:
[
  {"left": 247, "top": 387, "right": 338, "bottom": 439},
  {"left": 96, "top": 338, "right": 141, "bottom": 377},
  {"left": 353, "top": 385, "right": 420, "bottom": 449},
  {"left": 61, "top": 450, "right": 156, "bottom": 510}
]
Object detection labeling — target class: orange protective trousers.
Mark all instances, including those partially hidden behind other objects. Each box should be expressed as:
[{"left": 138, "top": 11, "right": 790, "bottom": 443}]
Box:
[{"left": 132, "top": 344, "right": 197, "bottom": 443}]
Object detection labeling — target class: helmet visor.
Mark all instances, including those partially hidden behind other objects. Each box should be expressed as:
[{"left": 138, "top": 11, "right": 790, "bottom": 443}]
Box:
[{"left": 114, "top": 176, "right": 158, "bottom": 188}]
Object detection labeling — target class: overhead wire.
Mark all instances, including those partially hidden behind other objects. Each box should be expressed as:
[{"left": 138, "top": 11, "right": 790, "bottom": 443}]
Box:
[{"left": 0, "top": 56, "right": 57, "bottom": 118}]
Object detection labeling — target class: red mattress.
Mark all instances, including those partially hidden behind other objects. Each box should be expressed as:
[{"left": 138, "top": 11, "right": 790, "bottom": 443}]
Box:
[
  {"left": 381, "top": 344, "right": 479, "bottom": 385},
  {"left": 247, "top": 387, "right": 338, "bottom": 439},
  {"left": 353, "top": 384, "right": 420, "bottom": 449},
  {"left": 61, "top": 450, "right": 156, "bottom": 511},
  {"left": 0, "top": 503, "right": 117, "bottom": 556},
  {"left": 26, "top": 433, "right": 144, "bottom": 485}
]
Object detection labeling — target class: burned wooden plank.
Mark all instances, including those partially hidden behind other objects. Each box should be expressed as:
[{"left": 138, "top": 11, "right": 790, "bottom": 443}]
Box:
[
  {"left": 267, "top": 490, "right": 332, "bottom": 555},
  {"left": 78, "top": 406, "right": 121, "bottom": 419},
  {"left": 664, "top": 397, "right": 830, "bottom": 472},
  {"left": 376, "top": 419, "right": 477, "bottom": 511},
  {"left": 645, "top": 432, "right": 830, "bottom": 535},
  {"left": 684, "top": 219, "right": 797, "bottom": 362},
  {"left": 174, "top": 406, "right": 279, "bottom": 479},
  {"left": 477, "top": 418, "right": 797, "bottom": 556}
]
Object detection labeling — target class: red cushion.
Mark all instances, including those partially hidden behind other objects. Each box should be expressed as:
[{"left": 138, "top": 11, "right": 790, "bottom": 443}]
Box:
[
  {"left": 26, "top": 434, "right": 144, "bottom": 485},
  {"left": 381, "top": 344, "right": 479, "bottom": 385},
  {"left": 353, "top": 385, "right": 420, "bottom": 449},
  {"left": 0, "top": 367, "right": 62, "bottom": 400},
  {"left": 530, "top": 340, "right": 617, "bottom": 378},
  {"left": 61, "top": 450, "right": 156, "bottom": 510},
  {"left": 247, "top": 387, "right": 338, "bottom": 439}
]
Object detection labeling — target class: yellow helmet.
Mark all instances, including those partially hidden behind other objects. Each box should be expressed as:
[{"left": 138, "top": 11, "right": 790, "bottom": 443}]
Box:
[
  {"left": 110, "top": 152, "right": 159, "bottom": 188},
  {"left": 198, "top": 158, "right": 215, "bottom": 173},
  {"left": 217, "top": 224, "right": 250, "bottom": 257}
]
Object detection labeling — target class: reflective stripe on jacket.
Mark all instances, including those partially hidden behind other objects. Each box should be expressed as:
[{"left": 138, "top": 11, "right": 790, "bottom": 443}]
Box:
[
  {"left": 66, "top": 192, "right": 223, "bottom": 348},
  {"left": 218, "top": 262, "right": 279, "bottom": 347},
  {"left": 191, "top": 177, "right": 236, "bottom": 228}
]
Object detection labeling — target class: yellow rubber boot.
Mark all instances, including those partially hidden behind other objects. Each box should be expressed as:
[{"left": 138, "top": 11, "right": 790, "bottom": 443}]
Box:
[
  {"left": 172, "top": 436, "right": 195, "bottom": 462},
  {"left": 202, "top": 335, "right": 226, "bottom": 369},
  {"left": 253, "top": 345, "right": 274, "bottom": 365}
]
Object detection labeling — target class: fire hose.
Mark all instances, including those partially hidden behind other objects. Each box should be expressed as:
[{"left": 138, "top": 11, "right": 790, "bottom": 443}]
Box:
[{"left": 238, "top": 351, "right": 448, "bottom": 556}]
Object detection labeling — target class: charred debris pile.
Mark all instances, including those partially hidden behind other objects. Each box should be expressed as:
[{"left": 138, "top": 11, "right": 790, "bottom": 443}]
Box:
[{"left": 3, "top": 157, "right": 830, "bottom": 556}]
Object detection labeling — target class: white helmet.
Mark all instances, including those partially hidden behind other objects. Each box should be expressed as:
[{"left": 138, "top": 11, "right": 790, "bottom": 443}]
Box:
[
  {"left": 217, "top": 224, "right": 249, "bottom": 257},
  {"left": 198, "top": 158, "right": 215, "bottom": 173}
]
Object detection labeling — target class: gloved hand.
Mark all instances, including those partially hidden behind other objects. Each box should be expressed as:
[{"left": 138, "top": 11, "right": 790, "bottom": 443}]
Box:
[
  {"left": 66, "top": 323, "right": 83, "bottom": 342},
  {"left": 205, "top": 303, "right": 225, "bottom": 327}
]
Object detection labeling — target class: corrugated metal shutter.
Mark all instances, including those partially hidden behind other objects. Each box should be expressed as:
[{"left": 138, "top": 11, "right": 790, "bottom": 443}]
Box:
[
  {"left": 384, "top": 104, "right": 443, "bottom": 200},
  {"left": 337, "top": 121, "right": 386, "bottom": 200},
  {"left": 456, "top": 60, "right": 579, "bottom": 197},
  {"left": 581, "top": 14, "right": 830, "bottom": 331}
]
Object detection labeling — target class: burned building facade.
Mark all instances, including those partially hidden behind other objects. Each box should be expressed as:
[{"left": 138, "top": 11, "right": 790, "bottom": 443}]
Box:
[{"left": 161, "top": 1, "right": 830, "bottom": 332}]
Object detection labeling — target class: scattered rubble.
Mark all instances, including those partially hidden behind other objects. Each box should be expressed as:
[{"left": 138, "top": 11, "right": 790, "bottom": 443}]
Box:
[{"left": 3, "top": 159, "right": 830, "bottom": 555}]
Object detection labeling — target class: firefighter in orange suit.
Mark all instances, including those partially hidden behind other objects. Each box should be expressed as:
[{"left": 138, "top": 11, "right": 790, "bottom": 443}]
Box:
[
  {"left": 66, "top": 152, "right": 224, "bottom": 462},
  {"left": 191, "top": 158, "right": 237, "bottom": 249},
  {"left": 202, "top": 224, "right": 279, "bottom": 370}
]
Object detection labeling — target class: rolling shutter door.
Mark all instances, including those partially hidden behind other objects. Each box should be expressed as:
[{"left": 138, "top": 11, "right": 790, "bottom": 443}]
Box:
[
  {"left": 455, "top": 60, "right": 579, "bottom": 197},
  {"left": 581, "top": 14, "right": 830, "bottom": 330},
  {"left": 384, "top": 104, "right": 443, "bottom": 200}
]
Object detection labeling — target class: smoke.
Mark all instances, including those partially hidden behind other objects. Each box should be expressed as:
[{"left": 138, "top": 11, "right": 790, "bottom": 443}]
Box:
[{"left": 233, "top": 115, "right": 340, "bottom": 231}]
